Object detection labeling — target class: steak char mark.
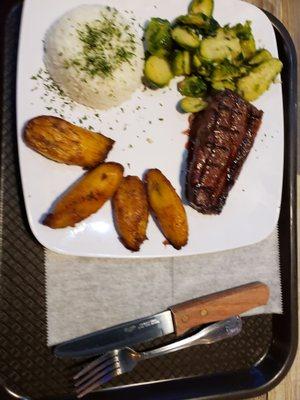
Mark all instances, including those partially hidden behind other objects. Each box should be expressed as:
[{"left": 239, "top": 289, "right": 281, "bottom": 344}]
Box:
[{"left": 186, "top": 90, "right": 263, "bottom": 214}]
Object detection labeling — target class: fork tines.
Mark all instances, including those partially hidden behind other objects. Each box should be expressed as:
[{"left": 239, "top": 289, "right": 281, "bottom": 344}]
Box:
[{"left": 73, "top": 350, "right": 122, "bottom": 398}]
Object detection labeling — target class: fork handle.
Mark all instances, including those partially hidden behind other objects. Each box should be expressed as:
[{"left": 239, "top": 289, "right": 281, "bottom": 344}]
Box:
[
  {"left": 169, "top": 282, "right": 269, "bottom": 336},
  {"left": 141, "top": 316, "right": 242, "bottom": 360}
]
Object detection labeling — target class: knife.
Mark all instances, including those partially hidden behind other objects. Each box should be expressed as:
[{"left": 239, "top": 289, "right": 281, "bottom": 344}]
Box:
[{"left": 54, "top": 281, "right": 269, "bottom": 358}]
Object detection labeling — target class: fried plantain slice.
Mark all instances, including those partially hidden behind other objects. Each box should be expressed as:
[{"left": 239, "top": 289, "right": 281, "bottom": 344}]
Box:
[
  {"left": 44, "top": 162, "right": 124, "bottom": 229},
  {"left": 24, "top": 116, "right": 114, "bottom": 168},
  {"left": 145, "top": 169, "right": 188, "bottom": 249},
  {"left": 113, "top": 176, "right": 149, "bottom": 251}
]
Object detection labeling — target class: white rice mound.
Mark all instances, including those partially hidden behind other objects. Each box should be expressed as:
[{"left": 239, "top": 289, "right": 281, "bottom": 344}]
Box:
[{"left": 44, "top": 5, "right": 144, "bottom": 110}]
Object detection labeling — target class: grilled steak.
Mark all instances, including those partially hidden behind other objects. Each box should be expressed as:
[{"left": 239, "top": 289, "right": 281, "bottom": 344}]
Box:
[{"left": 186, "top": 90, "right": 263, "bottom": 214}]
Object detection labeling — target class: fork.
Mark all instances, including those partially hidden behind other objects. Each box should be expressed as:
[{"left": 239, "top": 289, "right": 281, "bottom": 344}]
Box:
[{"left": 74, "top": 316, "right": 242, "bottom": 398}]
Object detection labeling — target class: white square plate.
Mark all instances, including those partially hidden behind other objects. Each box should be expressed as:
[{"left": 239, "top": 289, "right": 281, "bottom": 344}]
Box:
[{"left": 17, "top": 0, "right": 284, "bottom": 258}]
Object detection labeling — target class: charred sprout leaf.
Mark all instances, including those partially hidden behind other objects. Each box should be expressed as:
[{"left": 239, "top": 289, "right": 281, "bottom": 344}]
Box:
[
  {"left": 178, "top": 75, "right": 207, "bottom": 97},
  {"left": 188, "top": 0, "right": 214, "bottom": 17},
  {"left": 233, "top": 21, "right": 256, "bottom": 59},
  {"left": 198, "top": 16, "right": 219, "bottom": 37},
  {"left": 180, "top": 96, "right": 208, "bottom": 113},
  {"left": 145, "top": 18, "right": 173, "bottom": 56},
  {"left": 197, "top": 59, "right": 214, "bottom": 77},
  {"left": 236, "top": 52, "right": 244, "bottom": 63},
  {"left": 233, "top": 20, "right": 252, "bottom": 40}
]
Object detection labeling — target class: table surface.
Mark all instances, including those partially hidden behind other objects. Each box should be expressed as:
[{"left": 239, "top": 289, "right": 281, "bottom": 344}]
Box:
[
  {"left": 2, "top": 1, "right": 298, "bottom": 399},
  {"left": 17, "top": 0, "right": 300, "bottom": 399},
  {"left": 23, "top": 1, "right": 300, "bottom": 399},
  {"left": 246, "top": 1, "right": 300, "bottom": 399}
]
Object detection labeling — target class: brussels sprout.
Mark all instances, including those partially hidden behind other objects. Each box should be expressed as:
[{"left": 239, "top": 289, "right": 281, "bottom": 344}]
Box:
[
  {"left": 212, "top": 60, "right": 240, "bottom": 81},
  {"left": 145, "top": 18, "right": 173, "bottom": 56},
  {"left": 171, "top": 26, "right": 200, "bottom": 50},
  {"left": 200, "top": 28, "right": 241, "bottom": 62},
  {"left": 188, "top": 0, "right": 214, "bottom": 17},
  {"left": 176, "top": 13, "right": 219, "bottom": 38},
  {"left": 178, "top": 75, "right": 207, "bottom": 97},
  {"left": 172, "top": 51, "right": 185, "bottom": 76},
  {"left": 239, "top": 65, "right": 252, "bottom": 76},
  {"left": 233, "top": 20, "right": 253, "bottom": 40},
  {"left": 233, "top": 21, "right": 256, "bottom": 59},
  {"left": 172, "top": 51, "right": 191, "bottom": 76},
  {"left": 237, "top": 58, "right": 283, "bottom": 101},
  {"left": 200, "top": 17, "right": 219, "bottom": 37},
  {"left": 192, "top": 53, "right": 202, "bottom": 69},
  {"left": 144, "top": 56, "right": 173, "bottom": 87},
  {"left": 249, "top": 49, "right": 272, "bottom": 65},
  {"left": 197, "top": 59, "right": 214, "bottom": 77},
  {"left": 183, "top": 51, "right": 192, "bottom": 75},
  {"left": 212, "top": 80, "right": 236, "bottom": 91},
  {"left": 240, "top": 37, "right": 256, "bottom": 59},
  {"left": 176, "top": 13, "right": 206, "bottom": 28},
  {"left": 180, "top": 97, "right": 208, "bottom": 113}
]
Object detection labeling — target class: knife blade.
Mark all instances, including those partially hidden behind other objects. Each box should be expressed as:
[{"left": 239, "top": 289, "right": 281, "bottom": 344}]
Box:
[
  {"left": 54, "top": 281, "right": 269, "bottom": 358},
  {"left": 54, "top": 311, "right": 174, "bottom": 358}
]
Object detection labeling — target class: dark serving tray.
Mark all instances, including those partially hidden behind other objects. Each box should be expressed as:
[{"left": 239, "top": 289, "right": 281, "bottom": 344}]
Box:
[{"left": 0, "top": 1, "right": 298, "bottom": 399}]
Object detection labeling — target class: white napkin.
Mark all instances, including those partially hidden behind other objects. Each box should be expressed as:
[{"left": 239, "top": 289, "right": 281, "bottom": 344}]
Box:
[{"left": 46, "top": 229, "right": 282, "bottom": 346}]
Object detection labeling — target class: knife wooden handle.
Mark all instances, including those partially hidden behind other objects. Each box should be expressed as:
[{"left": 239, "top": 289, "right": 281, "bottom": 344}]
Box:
[{"left": 169, "top": 282, "right": 269, "bottom": 336}]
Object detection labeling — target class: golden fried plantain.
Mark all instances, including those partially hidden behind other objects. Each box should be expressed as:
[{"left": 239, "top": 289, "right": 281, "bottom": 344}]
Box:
[
  {"left": 44, "top": 162, "right": 124, "bottom": 229},
  {"left": 24, "top": 116, "right": 114, "bottom": 168},
  {"left": 145, "top": 169, "right": 188, "bottom": 249},
  {"left": 113, "top": 176, "right": 149, "bottom": 251}
]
